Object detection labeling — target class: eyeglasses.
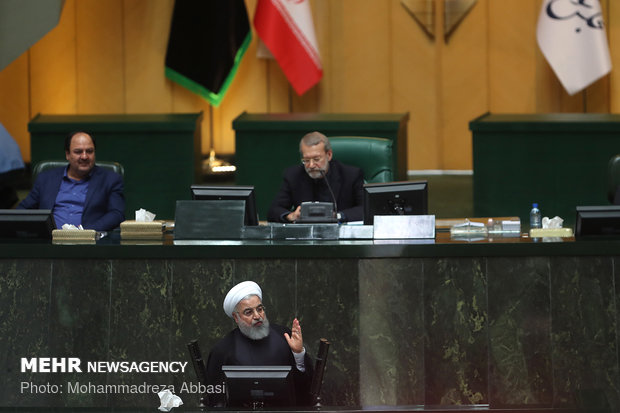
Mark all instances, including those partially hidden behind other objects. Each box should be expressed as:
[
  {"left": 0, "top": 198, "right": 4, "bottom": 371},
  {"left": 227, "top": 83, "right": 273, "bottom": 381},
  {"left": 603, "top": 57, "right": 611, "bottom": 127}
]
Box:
[
  {"left": 301, "top": 155, "right": 325, "bottom": 165},
  {"left": 240, "top": 304, "right": 266, "bottom": 317}
]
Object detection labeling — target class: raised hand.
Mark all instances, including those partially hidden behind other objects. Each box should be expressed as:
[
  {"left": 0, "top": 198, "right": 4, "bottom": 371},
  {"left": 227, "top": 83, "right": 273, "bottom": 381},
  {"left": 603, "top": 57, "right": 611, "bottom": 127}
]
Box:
[{"left": 284, "top": 318, "right": 304, "bottom": 353}]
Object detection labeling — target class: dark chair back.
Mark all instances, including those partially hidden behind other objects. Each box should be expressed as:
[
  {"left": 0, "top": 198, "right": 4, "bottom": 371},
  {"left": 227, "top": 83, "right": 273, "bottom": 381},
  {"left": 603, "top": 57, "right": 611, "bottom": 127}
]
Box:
[
  {"left": 608, "top": 154, "right": 620, "bottom": 203},
  {"left": 33, "top": 160, "right": 124, "bottom": 181}
]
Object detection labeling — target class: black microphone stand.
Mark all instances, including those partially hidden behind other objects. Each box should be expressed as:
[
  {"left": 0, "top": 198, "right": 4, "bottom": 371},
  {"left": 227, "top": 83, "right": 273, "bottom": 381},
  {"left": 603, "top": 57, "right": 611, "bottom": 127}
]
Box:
[{"left": 319, "top": 169, "right": 338, "bottom": 220}]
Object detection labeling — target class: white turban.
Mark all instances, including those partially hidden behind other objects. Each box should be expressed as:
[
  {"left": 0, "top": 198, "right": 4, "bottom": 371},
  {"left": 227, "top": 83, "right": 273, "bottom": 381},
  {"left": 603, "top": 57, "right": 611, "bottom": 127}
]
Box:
[{"left": 223, "top": 281, "right": 262, "bottom": 318}]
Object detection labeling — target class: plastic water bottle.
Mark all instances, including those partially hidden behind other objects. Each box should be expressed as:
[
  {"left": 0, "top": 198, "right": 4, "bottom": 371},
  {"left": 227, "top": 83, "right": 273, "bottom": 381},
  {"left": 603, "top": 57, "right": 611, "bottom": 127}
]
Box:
[{"left": 530, "top": 203, "right": 542, "bottom": 229}]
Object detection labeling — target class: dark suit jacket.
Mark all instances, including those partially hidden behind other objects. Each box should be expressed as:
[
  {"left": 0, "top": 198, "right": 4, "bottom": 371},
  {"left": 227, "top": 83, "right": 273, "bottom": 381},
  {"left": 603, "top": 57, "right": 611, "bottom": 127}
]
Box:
[
  {"left": 267, "top": 159, "right": 364, "bottom": 222},
  {"left": 18, "top": 165, "right": 125, "bottom": 231}
]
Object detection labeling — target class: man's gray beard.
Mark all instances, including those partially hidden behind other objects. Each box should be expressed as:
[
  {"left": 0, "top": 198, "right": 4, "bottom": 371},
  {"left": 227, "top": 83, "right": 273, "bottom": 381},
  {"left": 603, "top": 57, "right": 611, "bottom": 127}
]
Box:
[
  {"left": 305, "top": 168, "right": 323, "bottom": 179},
  {"left": 238, "top": 317, "right": 270, "bottom": 340}
]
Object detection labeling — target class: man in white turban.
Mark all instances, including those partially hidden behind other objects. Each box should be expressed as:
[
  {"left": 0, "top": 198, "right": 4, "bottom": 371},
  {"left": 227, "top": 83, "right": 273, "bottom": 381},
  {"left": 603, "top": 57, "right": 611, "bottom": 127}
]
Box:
[{"left": 205, "top": 280, "right": 313, "bottom": 407}]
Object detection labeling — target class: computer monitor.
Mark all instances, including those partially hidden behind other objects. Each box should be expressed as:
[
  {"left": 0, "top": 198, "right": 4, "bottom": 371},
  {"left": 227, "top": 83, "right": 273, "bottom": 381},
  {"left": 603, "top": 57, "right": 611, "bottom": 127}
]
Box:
[
  {"left": 363, "top": 180, "right": 428, "bottom": 225},
  {"left": 190, "top": 185, "right": 259, "bottom": 226},
  {"left": 0, "top": 209, "right": 56, "bottom": 239},
  {"left": 222, "top": 365, "right": 295, "bottom": 408},
  {"left": 576, "top": 205, "right": 620, "bottom": 237}
]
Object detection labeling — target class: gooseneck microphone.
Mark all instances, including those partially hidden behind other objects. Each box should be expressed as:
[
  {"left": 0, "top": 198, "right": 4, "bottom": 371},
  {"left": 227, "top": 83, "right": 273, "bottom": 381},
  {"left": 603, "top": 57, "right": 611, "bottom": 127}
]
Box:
[{"left": 319, "top": 169, "right": 338, "bottom": 219}]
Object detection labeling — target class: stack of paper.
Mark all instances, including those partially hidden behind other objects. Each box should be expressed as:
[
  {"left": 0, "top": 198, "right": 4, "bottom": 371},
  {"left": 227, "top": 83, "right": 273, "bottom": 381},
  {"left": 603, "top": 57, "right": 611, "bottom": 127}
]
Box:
[
  {"left": 501, "top": 220, "right": 521, "bottom": 232},
  {"left": 450, "top": 220, "right": 488, "bottom": 237}
]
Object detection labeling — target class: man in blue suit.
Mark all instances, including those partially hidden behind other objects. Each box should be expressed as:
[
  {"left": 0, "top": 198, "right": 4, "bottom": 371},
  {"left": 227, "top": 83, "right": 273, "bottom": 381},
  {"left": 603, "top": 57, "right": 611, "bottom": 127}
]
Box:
[{"left": 18, "top": 131, "right": 125, "bottom": 231}]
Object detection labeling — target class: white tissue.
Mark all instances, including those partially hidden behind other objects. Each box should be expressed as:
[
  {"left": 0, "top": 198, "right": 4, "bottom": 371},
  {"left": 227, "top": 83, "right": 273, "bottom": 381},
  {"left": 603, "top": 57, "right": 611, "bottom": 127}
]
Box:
[
  {"left": 542, "top": 216, "right": 563, "bottom": 229},
  {"left": 135, "top": 208, "right": 156, "bottom": 222},
  {"left": 157, "top": 389, "right": 183, "bottom": 411},
  {"left": 61, "top": 224, "right": 84, "bottom": 230}
]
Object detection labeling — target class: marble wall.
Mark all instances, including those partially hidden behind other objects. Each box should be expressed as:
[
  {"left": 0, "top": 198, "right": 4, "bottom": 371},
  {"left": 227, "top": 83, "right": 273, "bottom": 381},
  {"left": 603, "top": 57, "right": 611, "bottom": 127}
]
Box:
[
  {"left": 1, "top": 255, "right": 620, "bottom": 409},
  {"left": 0, "top": 257, "right": 359, "bottom": 408},
  {"left": 359, "top": 256, "right": 620, "bottom": 411}
]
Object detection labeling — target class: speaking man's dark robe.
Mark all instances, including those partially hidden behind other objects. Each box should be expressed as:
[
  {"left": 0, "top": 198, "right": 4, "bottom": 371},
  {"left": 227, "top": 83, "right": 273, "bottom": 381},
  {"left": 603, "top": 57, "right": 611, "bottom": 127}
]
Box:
[{"left": 205, "top": 324, "right": 314, "bottom": 406}]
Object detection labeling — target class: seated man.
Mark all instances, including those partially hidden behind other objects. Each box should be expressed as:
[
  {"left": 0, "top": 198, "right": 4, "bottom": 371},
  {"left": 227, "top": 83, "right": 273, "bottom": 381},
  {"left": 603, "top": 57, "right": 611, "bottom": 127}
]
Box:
[
  {"left": 18, "top": 131, "right": 125, "bottom": 231},
  {"left": 267, "top": 131, "right": 364, "bottom": 223},
  {"left": 205, "top": 281, "right": 313, "bottom": 406}
]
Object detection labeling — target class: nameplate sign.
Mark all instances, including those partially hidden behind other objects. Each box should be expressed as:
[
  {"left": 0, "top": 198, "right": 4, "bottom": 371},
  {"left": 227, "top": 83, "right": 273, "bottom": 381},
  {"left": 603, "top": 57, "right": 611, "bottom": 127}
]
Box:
[{"left": 373, "top": 215, "right": 436, "bottom": 239}]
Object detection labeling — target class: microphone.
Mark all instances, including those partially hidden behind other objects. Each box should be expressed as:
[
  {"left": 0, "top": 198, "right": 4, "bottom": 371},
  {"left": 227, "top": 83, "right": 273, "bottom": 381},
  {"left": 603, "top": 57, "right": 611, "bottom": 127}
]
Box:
[{"left": 319, "top": 169, "right": 338, "bottom": 219}]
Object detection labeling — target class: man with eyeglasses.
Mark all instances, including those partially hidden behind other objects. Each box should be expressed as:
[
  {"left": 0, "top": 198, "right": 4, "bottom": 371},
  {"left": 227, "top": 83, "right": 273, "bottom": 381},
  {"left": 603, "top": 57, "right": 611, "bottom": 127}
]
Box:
[
  {"left": 205, "top": 280, "right": 314, "bottom": 406},
  {"left": 267, "top": 131, "right": 364, "bottom": 222}
]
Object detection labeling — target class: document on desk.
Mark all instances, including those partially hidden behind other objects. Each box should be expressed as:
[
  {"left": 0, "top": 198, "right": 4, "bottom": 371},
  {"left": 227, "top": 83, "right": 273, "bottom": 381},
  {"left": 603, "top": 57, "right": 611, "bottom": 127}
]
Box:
[
  {"left": 450, "top": 220, "right": 488, "bottom": 237},
  {"left": 373, "top": 215, "right": 435, "bottom": 239}
]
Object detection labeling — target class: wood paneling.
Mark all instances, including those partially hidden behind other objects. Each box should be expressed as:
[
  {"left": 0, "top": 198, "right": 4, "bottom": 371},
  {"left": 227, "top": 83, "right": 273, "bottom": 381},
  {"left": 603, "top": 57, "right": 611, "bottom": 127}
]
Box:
[
  {"left": 76, "top": 0, "right": 124, "bottom": 113},
  {"left": 123, "top": 0, "right": 173, "bottom": 113},
  {"left": 607, "top": 0, "right": 620, "bottom": 112},
  {"left": 1, "top": 0, "right": 619, "bottom": 169},
  {"left": 441, "top": 0, "right": 487, "bottom": 169},
  {"left": 488, "top": 0, "right": 538, "bottom": 113},
  {"left": 29, "top": 0, "right": 77, "bottom": 116},
  {"left": 326, "top": 0, "right": 392, "bottom": 113},
  {"left": 392, "top": 0, "right": 439, "bottom": 170},
  {"left": 0, "top": 54, "right": 30, "bottom": 161}
]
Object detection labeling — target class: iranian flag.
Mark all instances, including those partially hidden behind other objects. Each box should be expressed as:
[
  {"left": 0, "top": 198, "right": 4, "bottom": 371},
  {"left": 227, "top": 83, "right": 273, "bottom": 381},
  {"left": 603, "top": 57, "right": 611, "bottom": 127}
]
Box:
[
  {"left": 254, "top": 0, "right": 323, "bottom": 95},
  {"left": 537, "top": 0, "right": 611, "bottom": 95}
]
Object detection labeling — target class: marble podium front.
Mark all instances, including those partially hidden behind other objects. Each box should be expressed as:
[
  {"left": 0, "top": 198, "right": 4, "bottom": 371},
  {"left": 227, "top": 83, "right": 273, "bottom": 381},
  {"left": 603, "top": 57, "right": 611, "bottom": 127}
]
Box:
[{"left": 0, "top": 235, "right": 619, "bottom": 411}]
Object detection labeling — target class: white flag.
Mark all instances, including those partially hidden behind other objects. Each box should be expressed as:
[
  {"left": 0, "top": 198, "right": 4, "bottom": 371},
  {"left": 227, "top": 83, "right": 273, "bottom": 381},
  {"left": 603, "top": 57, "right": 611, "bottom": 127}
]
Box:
[{"left": 537, "top": 0, "right": 611, "bottom": 95}]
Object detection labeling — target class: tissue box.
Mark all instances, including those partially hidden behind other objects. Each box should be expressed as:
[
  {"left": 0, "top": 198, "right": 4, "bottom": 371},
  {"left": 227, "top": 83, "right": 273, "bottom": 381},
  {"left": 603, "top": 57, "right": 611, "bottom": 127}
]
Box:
[
  {"left": 120, "top": 220, "right": 165, "bottom": 239},
  {"left": 52, "top": 229, "right": 97, "bottom": 242},
  {"left": 529, "top": 228, "right": 573, "bottom": 238},
  {"left": 120, "top": 220, "right": 164, "bottom": 232}
]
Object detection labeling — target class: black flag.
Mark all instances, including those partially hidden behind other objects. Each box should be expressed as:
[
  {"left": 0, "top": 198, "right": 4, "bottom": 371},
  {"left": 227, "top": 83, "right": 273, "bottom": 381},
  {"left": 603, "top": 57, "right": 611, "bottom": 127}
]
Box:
[{"left": 165, "top": 0, "right": 252, "bottom": 106}]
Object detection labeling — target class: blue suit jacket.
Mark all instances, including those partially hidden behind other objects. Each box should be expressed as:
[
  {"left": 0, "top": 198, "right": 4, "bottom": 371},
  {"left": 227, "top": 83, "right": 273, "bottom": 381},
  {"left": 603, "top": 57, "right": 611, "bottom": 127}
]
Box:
[{"left": 18, "top": 165, "right": 125, "bottom": 231}]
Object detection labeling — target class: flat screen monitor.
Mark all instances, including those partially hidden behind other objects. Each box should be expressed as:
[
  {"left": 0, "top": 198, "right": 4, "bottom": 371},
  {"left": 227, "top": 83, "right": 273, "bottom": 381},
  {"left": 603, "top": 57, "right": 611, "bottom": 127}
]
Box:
[
  {"left": 190, "top": 185, "right": 259, "bottom": 226},
  {"left": 363, "top": 180, "right": 428, "bottom": 225},
  {"left": 0, "top": 209, "right": 56, "bottom": 239},
  {"left": 222, "top": 365, "right": 295, "bottom": 408},
  {"left": 576, "top": 205, "right": 620, "bottom": 237}
]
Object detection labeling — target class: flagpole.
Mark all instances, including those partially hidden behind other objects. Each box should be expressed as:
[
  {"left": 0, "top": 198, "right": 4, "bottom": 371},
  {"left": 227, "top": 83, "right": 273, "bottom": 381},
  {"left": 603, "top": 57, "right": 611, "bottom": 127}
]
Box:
[
  {"left": 204, "top": 105, "right": 236, "bottom": 176},
  {"left": 288, "top": 85, "right": 293, "bottom": 113},
  {"left": 583, "top": 90, "right": 587, "bottom": 113}
]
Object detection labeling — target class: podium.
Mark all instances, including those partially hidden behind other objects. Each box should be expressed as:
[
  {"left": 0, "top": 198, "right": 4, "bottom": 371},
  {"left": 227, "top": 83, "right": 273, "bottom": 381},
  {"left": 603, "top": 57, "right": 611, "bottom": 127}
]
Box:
[{"left": 470, "top": 113, "right": 620, "bottom": 225}]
